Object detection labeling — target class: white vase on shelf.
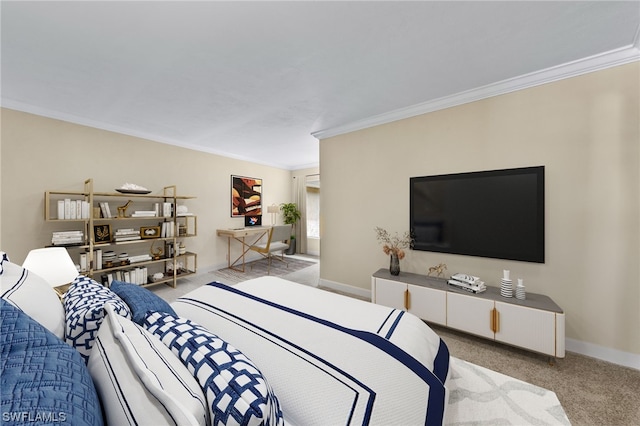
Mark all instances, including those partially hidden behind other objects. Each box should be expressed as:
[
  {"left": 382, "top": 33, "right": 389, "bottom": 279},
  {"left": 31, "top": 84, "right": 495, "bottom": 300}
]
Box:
[
  {"left": 516, "top": 278, "right": 526, "bottom": 300},
  {"left": 500, "top": 270, "right": 513, "bottom": 298}
]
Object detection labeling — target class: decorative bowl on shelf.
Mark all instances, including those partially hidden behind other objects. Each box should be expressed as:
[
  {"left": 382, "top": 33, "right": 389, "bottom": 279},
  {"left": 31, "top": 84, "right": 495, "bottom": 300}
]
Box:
[
  {"left": 116, "top": 189, "right": 152, "bottom": 194},
  {"left": 116, "top": 183, "right": 151, "bottom": 194}
]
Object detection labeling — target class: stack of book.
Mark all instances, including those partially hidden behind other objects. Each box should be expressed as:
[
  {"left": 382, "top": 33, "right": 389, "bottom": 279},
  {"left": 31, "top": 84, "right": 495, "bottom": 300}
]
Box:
[
  {"left": 128, "top": 254, "right": 152, "bottom": 264},
  {"left": 132, "top": 210, "right": 157, "bottom": 217},
  {"left": 113, "top": 228, "right": 141, "bottom": 242},
  {"left": 52, "top": 230, "right": 84, "bottom": 245},
  {"left": 448, "top": 273, "right": 487, "bottom": 294}
]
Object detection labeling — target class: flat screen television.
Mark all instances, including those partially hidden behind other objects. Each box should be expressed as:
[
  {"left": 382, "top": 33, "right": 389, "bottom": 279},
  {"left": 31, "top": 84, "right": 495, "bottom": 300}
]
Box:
[{"left": 410, "top": 166, "right": 545, "bottom": 263}]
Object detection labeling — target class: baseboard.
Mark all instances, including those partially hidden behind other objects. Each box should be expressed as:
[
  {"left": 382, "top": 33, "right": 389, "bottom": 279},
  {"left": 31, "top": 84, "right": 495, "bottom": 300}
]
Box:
[
  {"left": 318, "top": 278, "right": 371, "bottom": 300},
  {"left": 565, "top": 338, "right": 640, "bottom": 371},
  {"left": 319, "top": 278, "right": 640, "bottom": 371}
]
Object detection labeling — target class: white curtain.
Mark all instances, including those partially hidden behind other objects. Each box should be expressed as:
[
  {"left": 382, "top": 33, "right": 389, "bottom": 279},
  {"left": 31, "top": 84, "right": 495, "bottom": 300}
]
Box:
[{"left": 293, "top": 176, "right": 308, "bottom": 254}]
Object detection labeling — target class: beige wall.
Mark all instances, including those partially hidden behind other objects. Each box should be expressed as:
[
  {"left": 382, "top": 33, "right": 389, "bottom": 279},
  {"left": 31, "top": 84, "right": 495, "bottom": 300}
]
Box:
[
  {"left": 0, "top": 109, "right": 293, "bottom": 269},
  {"left": 320, "top": 63, "right": 639, "bottom": 358}
]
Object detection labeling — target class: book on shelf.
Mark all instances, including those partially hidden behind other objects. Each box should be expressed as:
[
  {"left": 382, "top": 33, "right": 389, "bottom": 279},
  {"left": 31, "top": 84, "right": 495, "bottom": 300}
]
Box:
[
  {"left": 108, "top": 266, "right": 148, "bottom": 285},
  {"left": 128, "top": 254, "right": 152, "bottom": 263},
  {"left": 114, "top": 236, "right": 141, "bottom": 242},
  {"left": 99, "top": 202, "right": 114, "bottom": 218},
  {"left": 57, "top": 199, "right": 90, "bottom": 220},
  {"left": 132, "top": 211, "right": 157, "bottom": 217},
  {"left": 93, "top": 249, "right": 102, "bottom": 270},
  {"left": 114, "top": 228, "right": 141, "bottom": 241},
  {"left": 79, "top": 253, "right": 88, "bottom": 272},
  {"left": 161, "top": 221, "right": 175, "bottom": 238},
  {"left": 162, "top": 202, "right": 174, "bottom": 218},
  {"left": 51, "top": 230, "right": 84, "bottom": 245}
]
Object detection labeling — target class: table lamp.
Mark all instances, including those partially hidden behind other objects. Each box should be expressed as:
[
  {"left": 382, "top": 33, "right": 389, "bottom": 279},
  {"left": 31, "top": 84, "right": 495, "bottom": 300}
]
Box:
[
  {"left": 22, "top": 247, "right": 79, "bottom": 291},
  {"left": 267, "top": 204, "right": 279, "bottom": 226}
]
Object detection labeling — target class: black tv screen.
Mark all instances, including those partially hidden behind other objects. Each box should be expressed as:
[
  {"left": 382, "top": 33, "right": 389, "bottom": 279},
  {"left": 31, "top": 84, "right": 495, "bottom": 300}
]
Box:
[{"left": 410, "top": 166, "right": 545, "bottom": 263}]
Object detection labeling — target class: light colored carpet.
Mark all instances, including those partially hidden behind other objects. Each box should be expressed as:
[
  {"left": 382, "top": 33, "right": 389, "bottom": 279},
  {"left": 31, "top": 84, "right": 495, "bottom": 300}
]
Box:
[{"left": 433, "top": 324, "right": 640, "bottom": 426}]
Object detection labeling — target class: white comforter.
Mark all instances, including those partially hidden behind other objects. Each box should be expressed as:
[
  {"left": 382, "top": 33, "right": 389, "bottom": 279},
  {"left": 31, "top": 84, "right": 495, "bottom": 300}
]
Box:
[{"left": 172, "top": 277, "right": 450, "bottom": 426}]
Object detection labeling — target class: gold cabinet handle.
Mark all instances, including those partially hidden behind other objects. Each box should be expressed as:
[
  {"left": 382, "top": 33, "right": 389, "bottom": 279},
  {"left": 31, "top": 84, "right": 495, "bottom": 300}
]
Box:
[
  {"left": 489, "top": 308, "right": 500, "bottom": 333},
  {"left": 489, "top": 307, "right": 500, "bottom": 333},
  {"left": 404, "top": 289, "right": 410, "bottom": 310}
]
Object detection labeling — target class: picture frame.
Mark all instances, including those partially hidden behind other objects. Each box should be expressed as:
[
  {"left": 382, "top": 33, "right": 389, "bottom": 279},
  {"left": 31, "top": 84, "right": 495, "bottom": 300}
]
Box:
[
  {"left": 93, "top": 224, "right": 112, "bottom": 243},
  {"left": 231, "top": 175, "right": 262, "bottom": 217},
  {"left": 140, "top": 226, "right": 161, "bottom": 239}
]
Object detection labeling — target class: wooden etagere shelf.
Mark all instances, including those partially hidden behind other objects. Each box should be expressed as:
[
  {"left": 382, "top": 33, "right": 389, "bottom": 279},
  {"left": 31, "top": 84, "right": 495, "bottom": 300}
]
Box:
[{"left": 44, "top": 178, "right": 197, "bottom": 289}]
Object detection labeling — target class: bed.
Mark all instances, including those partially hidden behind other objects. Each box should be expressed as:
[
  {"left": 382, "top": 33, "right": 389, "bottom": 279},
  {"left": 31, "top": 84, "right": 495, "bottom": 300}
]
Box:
[{"left": 1, "top": 252, "right": 569, "bottom": 425}]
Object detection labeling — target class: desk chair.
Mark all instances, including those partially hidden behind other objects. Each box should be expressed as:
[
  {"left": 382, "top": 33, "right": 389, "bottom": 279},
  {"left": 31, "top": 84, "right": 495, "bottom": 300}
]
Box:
[{"left": 249, "top": 225, "right": 291, "bottom": 274}]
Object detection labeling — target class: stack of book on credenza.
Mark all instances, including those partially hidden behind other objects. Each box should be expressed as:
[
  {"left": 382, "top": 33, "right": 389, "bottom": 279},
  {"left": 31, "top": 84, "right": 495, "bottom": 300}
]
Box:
[{"left": 448, "top": 273, "right": 486, "bottom": 294}]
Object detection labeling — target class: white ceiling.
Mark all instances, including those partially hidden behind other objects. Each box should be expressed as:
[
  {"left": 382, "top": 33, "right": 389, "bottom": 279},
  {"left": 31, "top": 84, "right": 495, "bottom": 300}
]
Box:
[{"left": 2, "top": 1, "right": 639, "bottom": 170}]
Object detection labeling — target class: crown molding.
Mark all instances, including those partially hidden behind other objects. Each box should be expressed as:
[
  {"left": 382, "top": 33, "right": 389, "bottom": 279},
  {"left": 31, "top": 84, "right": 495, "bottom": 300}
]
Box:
[{"left": 312, "top": 44, "right": 640, "bottom": 141}]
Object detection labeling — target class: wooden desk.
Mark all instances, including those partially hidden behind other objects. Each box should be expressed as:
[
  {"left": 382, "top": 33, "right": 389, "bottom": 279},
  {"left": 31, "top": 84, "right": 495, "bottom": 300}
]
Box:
[{"left": 217, "top": 227, "right": 270, "bottom": 272}]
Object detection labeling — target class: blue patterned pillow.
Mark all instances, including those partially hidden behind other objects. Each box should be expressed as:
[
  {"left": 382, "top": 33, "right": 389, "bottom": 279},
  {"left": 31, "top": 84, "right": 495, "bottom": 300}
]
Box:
[
  {"left": 144, "top": 311, "right": 284, "bottom": 426},
  {"left": 64, "top": 275, "right": 131, "bottom": 363},
  {"left": 1, "top": 299, "right": 103, "bottom": 426},
  {"left": 109, "top": 280, "right": 177, "bottom": 325}
]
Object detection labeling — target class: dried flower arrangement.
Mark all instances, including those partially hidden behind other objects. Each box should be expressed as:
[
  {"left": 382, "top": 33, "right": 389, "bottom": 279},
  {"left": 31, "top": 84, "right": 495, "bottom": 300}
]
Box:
[{"left": 374, "top": 227, "right": 412, "bottom": 259}]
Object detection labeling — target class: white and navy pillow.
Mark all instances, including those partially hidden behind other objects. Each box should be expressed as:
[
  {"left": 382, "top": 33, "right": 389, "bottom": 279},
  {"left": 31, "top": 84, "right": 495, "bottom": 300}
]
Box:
[
  {"left": 144, "top": 311, "right": 284, "bottom": 426},
  {"left": 0, "top": 251, "right": 66, "bottom": 338},
  {"left": 109, "top": 280, "right": 177, "bottom": 325},
  {"left": 64, "top": 275, "right": 131, "bottom": 362},
  {"left": 88, "top": 304, "right": 209, "bottom": 426}
]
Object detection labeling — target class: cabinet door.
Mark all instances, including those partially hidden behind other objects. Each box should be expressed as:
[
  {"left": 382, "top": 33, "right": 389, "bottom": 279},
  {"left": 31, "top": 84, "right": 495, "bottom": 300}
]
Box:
[
  {"left": 495, "top": 301, "right": 557, "bottom": 356},
  {"left": 373, "top": 278, "right": 407, "bottom": 311},
  {"left": 407, "top": 284, "right": 446, "bottom": 325},
  {"left": 447, "top": 292, "right": 495, "bottom": 339}
]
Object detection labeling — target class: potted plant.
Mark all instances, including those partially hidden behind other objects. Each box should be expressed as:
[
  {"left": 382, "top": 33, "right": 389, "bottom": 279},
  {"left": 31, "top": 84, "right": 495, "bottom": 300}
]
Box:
[{"left": 280, "top": 202, "right": 301, "bottom": 255}]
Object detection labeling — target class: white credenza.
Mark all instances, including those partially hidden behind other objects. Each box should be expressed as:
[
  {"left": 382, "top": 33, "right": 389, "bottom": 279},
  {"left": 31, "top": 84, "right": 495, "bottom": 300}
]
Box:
[{"left": 371, "top": 269, "right": 565, "bottom": 359}]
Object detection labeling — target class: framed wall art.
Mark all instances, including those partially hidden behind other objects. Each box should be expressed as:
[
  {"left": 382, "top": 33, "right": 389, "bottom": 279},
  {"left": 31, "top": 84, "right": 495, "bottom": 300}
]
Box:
[
  {"left": 93, "top": 224, "right": 112, "bottom": 244},
  {"left": 140, "top": 226, "right": 161, "bottom": 239},
  {"left": 231, "top": 175, "right": 262, "bottom": 217}
]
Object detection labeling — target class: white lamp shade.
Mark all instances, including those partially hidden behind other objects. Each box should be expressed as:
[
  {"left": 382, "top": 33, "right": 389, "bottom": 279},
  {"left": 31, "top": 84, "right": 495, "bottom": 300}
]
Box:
[
  {"left": 22, "top": 247, "right": 79, "bottom": 287},
  {"left": 267, "top": 204, "right": 279, "bottom": 225}
]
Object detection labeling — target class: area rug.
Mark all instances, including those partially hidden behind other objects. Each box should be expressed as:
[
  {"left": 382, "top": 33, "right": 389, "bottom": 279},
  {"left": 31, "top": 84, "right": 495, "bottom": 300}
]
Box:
[
  {"left": 212, "top": 257, "right": 316, "bottom": 284},
  {"left": 446, "top": 357, "right": 570, "bottom": 425}
]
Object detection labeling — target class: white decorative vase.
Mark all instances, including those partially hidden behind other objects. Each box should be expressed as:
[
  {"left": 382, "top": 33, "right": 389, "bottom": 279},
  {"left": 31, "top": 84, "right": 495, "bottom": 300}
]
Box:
[
  {"left": 500, "top": 270, "right": 512, "bottom": 297},
  {"left": 516, "top": 278, "right": 526, "bottom": 300}
]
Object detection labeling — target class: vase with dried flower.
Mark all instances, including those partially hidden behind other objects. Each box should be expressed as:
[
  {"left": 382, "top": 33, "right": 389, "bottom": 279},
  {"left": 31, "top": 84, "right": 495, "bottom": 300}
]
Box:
[{"left": 375, "top": 227, "right": 411, "bottom": 276}]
